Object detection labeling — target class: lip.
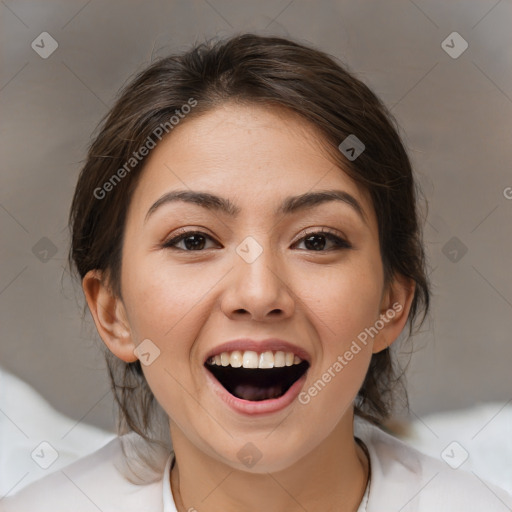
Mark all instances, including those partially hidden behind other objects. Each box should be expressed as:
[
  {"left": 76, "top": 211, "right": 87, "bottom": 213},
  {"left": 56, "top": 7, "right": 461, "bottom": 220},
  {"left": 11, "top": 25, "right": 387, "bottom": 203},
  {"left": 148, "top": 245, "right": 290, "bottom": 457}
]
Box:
[
  {"left": 204, "top": 364, "right": 308, "bottom": 416},
  {"left": 203, "top": 338, "right": 311, "bottom": 364}
]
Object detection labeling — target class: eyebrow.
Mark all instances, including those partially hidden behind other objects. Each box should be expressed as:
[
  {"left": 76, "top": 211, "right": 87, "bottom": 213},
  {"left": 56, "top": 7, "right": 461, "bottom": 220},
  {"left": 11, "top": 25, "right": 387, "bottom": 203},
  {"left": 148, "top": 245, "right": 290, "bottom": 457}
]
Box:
[{"left": 144, "top": 189, "right": 366, "bottom": 224}]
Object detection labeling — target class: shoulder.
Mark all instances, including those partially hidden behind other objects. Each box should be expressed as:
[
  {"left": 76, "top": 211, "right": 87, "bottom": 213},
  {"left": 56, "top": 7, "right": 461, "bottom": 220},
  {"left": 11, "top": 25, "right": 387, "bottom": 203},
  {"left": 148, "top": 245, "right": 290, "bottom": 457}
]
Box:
[
  {"left": 355, "top": 419, "right": 512, "bottom": 512},
  {"left": 0, "top": 435, "right": 164, "bottom": 512}
]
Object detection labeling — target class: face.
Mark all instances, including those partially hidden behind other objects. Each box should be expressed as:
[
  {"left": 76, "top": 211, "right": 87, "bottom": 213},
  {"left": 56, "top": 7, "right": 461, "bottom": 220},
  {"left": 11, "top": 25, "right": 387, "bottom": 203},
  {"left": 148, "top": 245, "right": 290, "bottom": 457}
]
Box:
[{"left": 88, "top": 103, "right": 408, "bottom": 473}]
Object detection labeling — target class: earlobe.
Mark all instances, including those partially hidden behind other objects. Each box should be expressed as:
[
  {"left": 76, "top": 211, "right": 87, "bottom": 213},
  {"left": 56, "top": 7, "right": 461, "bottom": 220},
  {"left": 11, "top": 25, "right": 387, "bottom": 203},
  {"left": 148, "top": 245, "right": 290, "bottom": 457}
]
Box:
[
  {"left": 372, "top": 274, "right": 415, "bottom": 354},
  {"left": 82, "top": 269, "right": 138, "bottom": 363}
]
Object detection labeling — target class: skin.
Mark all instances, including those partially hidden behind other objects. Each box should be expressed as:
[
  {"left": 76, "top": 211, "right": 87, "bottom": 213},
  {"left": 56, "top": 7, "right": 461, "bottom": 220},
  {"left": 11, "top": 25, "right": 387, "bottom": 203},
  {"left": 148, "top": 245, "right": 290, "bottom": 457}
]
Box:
[{"left": 83, "top": 102, "right": 414, "bottom": 512}]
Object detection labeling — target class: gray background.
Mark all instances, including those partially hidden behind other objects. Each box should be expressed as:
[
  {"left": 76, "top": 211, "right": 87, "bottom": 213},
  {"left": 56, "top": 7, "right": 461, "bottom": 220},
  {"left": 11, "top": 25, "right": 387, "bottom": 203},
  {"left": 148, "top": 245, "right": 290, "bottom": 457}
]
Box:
[{"left": 1, "top": 0, "right": 511, "bottom": 433}]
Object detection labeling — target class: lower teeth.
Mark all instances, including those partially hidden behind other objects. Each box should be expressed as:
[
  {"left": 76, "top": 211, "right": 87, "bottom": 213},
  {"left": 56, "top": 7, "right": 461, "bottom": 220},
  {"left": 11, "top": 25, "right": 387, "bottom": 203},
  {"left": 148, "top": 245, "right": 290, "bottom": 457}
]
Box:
[{"left": 233, "top": 384, "right": 284, "bottom": 401}]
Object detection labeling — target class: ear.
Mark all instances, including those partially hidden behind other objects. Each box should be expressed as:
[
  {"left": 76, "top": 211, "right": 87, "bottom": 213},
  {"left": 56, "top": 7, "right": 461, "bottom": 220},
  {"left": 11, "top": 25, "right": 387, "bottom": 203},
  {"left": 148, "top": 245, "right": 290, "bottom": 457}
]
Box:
[
  {"left": 372, "top": 273, "right": 415, "bottom": 354},
  {"left": 82, "top": 269, "right": 138, "bottom": 363}
]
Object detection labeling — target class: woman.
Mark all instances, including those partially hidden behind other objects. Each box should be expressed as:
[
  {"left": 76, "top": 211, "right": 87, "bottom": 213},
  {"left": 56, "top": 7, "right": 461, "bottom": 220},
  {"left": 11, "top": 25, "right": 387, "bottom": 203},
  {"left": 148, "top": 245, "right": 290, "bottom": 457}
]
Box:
[{"left": 2, "top": 33, "right": 511, "bottom": 512}]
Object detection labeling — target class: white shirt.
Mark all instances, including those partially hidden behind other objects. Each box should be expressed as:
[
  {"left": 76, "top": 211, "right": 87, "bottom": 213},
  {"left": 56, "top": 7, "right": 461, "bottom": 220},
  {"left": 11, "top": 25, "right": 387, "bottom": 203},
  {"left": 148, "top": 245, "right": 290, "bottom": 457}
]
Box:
[{"left": 2, "top": 418, "right": 511, "bottom": 512}]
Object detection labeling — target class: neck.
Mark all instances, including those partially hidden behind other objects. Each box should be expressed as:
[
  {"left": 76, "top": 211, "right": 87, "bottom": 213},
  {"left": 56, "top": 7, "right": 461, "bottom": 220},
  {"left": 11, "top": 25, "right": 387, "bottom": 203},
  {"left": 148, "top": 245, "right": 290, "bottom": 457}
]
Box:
[{"left": 169, "top": 412, "right": 369, "bottom": 512}]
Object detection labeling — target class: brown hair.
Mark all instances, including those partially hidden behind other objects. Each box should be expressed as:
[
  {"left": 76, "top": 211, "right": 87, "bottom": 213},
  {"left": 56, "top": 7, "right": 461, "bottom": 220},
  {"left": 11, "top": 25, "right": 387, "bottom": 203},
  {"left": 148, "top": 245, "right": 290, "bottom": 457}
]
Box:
[{"left": 69, "top": 33, "right": 430, "bottom": 482}]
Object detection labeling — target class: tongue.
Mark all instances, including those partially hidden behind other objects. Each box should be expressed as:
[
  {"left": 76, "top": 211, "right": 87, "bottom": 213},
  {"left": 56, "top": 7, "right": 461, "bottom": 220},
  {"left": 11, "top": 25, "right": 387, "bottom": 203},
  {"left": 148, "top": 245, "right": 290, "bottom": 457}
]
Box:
[{"left": 233, "top": 383, "right": 284, "bottom": 401}]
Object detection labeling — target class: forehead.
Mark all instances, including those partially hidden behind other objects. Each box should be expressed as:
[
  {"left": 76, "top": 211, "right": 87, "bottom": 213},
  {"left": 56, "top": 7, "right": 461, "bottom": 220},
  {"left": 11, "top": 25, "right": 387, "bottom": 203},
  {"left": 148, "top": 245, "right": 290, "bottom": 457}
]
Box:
[{"left": 129, "top": 102, "right": 374, "bottom": 223}]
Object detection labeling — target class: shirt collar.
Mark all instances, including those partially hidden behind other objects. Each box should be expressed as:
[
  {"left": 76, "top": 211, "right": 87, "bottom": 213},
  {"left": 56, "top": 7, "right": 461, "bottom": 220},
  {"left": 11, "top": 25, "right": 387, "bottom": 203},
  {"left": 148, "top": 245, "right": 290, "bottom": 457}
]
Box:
[{"left": 162, "top": 452, "right": 177, "bottom": 512}]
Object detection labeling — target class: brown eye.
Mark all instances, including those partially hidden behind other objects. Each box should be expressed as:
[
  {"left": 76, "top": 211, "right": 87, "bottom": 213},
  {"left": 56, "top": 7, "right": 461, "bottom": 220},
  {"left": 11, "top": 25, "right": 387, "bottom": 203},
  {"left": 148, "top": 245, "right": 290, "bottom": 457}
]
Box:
[
  {"left": 163, "top": 231, "right": 218, "bottom": 251},
  {"left": 294, "top": 231, "right": 351, "bottom": 251}
]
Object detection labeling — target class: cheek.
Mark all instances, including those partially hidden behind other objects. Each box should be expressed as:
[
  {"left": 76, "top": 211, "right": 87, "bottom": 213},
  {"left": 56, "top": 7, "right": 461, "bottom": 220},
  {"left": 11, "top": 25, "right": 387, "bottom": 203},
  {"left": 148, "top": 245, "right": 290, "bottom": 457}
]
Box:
[
  {"left": 301, "top": 257, "right": 383, "bottom": 349},
  {"left": 120, "top": 254, "right": 218, "bottom": 391},
  {"left": 295, "top": 266, "right": 380, "bottom": 435},
  {"left": 122, "top": 255, "right": 212, "bottom": 342}
]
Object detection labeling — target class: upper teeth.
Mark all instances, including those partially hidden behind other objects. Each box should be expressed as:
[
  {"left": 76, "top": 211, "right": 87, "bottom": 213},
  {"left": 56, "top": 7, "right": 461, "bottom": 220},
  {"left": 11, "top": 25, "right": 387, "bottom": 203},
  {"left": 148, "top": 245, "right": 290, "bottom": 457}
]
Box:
[{"left": 207, "top": 350, "right": 302, "bottom": 369}]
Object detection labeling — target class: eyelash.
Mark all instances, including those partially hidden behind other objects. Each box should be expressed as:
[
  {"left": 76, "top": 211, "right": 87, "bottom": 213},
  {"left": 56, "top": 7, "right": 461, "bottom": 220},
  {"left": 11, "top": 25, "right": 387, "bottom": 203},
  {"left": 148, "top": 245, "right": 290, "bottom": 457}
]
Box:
[{"left": 162, "top": 228, "right": 352, "bottom": 252}]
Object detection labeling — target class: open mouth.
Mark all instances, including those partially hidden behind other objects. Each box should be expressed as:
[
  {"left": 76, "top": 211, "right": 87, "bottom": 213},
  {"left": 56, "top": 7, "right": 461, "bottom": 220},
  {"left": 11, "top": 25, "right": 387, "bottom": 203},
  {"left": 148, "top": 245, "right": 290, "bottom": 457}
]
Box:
[{"left": 205, "top": 351, "right": 310, "bottom": 402}]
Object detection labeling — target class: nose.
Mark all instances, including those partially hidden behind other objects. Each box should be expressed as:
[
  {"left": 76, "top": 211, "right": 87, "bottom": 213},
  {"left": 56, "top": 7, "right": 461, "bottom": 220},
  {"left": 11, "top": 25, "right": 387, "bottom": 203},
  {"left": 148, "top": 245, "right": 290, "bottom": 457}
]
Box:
[{"left": 220, "top": 239, "right": 296, "bottom": 322}]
